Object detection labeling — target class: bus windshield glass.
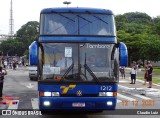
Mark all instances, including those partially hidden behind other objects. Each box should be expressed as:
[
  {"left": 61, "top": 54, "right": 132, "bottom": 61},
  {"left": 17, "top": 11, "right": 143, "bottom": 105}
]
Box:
[
  {"left": 40, "top": 13, "right": 116, "bottom": 36},
  {"left": 41, "top": 43, "right": 118, "bottom": 82}
]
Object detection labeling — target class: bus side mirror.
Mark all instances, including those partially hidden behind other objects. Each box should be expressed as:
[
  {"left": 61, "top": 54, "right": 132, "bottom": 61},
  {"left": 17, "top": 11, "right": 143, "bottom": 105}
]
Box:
[
  {"left": 119, "top": 42, "right": 128, "bottom": 66},
  {"left": 29, "top": 41, "right": 38, "bottom": 65}
]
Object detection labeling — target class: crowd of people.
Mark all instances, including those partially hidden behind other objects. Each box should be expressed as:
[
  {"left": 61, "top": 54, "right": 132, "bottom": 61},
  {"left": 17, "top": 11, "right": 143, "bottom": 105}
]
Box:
[
  {"left": 119, "top": 61, "right": 153, "bottom": 88},
  {"left": 0, "top": 57, "right": 25, "bottom": 70},
  {"left": 0, "top": 57, "right": 26, "bottom": 100}
]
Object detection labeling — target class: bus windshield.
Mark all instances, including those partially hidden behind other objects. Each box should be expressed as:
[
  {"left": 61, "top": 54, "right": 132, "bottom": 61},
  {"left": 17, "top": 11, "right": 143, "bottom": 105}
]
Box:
[
  {"left": 40, "top": 43, "right": 119, "bottom": 82},
  {"left": 40, "top": 13, "right": 116, "bottom": 36}
]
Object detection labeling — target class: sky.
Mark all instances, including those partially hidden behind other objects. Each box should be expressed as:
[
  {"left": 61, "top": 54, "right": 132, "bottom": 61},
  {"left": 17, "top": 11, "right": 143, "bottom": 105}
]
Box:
[{"left": 0, "top": 0, "right": 160, "bottom": 34}]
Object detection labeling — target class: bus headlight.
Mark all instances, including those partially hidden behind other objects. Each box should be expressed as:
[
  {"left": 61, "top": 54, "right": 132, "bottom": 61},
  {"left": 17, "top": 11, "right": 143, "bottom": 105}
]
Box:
[
  {"left": 99, "top": 92, "right": 114, "bottom": 96},
  {"left": 106, "top": 92, "right": 113, "bottom": 96},
  {"left": 99, "top": 92, "right": 106, "bottom": 96},
  {"left": 44, "top": 92, "right": 51, "bottom": 96},
  {"left": 52, "top": 92, "right": 59, "bottom": 96},
  {"left": 40, "top": 92, "right": 60, "bottom": 97}
]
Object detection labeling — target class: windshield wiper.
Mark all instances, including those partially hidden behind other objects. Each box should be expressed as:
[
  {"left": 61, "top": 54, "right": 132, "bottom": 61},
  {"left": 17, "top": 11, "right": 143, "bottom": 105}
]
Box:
[
  {"left": 84, "top": 64, "right": 100, "bottom": 83},
  {"left": 63, "top": 63, "right": 74, "bottom": 77},
  {"left": 48, "top": 11, "right": 75, "bottom": 34},
  {"left": 58, "top": 63, "right": 74, "bottom": 82},
  {"left": 52, "top": 11, "right": 75, "bottom": 22},
  {"left": 86, "top": 11, "right": 108, "bottom": 25},
  {"left": 77, "top": 15, "right": 92, "bottom": 23},
  {"left": 69, "top": 12, "right": 93, "bottom": 34}
]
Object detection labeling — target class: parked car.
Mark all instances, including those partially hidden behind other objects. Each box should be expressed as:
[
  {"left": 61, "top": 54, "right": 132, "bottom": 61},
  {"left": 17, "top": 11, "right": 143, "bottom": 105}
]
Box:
[{"left": 29, "top": 66, "right": 38, "bottom": 80}]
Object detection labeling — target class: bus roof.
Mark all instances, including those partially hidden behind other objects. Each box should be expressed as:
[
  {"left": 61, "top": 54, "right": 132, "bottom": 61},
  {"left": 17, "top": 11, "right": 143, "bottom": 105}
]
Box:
[{"left": 40, "top": 7, "right": 114, "bottom": 15}]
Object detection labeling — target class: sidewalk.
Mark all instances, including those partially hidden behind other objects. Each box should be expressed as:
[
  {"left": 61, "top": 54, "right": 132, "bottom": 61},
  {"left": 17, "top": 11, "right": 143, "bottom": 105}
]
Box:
[{"left": 119, "top": 75, "right": 160, "bottom": 97}]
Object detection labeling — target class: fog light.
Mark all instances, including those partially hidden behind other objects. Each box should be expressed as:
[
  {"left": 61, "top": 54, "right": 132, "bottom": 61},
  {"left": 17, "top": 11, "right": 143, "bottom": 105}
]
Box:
[
  {"left": 43, "top": 101, "right": 50, "bottom": 106},
  {"left": 107, "top": 101, "right": 113, "bottom": 106}
]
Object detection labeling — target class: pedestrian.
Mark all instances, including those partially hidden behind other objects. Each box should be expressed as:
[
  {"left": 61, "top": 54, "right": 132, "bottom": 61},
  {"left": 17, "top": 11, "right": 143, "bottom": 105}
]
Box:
[
  {"left": 0, "top": 66, "right": 7, "bottom": 100},
  {"left": 146, "top": 61, "right": 153, "bottom": 88},
  {"left": 143, "top": 64, "right": 148, "bottom": 85},
  {"left": 130, "top": 61, "right": 137, "bottom": 84},
  {"left": 13, "top": 61, "right": 16, "bottom": 70},
  {"left": 3, "top": 60, "right": 8, "bottom": 69},
  {"left": 119, "top": 66, "right": 125, "bottom": 79},
  {"left": 9, "top": 61, "right": 12, "bottom": 69}
]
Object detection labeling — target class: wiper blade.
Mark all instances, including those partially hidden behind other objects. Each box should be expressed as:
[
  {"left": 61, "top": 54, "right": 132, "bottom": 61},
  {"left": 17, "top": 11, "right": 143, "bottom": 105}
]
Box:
[
  {"left": 63, "top": 63, "right": 74, "bottom": 77},
  {"left": 84, "top": 64, "right": 100, "bottom": 83},
  {"left": 86, "top": 11, "right": 108, "bottom": 24},
  {"left": 57, "top": 64, "right": 74, "bottom": 82},
  {"left": 52, "top": 11, "right": 75, "bottom": 22},
  {"left": 77, "top": 15, "right": 92, "bottom": 23},
  {"left": 92, "top": 15, "right": 108, "bottom": 24}
]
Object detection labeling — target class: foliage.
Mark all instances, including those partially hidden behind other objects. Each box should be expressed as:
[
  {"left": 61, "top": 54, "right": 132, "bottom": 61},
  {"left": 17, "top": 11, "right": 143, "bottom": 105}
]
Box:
[
  {"left": 0, "top": 21, "right": 39, "bottom": 56},
  {"left": 0, "top": 12, "right": 160, "bottom": 63},
  {"left": 137, "top": 77, "right": 160, "bottom": 84},
  {"left": 116, "top": 12, "right": 160, "bottom": 65},
  {"left": 0, "top": 39, "right": 23, "bottom": 56}
]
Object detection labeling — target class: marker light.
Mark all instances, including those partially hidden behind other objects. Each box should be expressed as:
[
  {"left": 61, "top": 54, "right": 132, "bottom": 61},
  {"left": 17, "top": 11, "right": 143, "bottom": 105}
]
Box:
[
  {"left": 43, "top": 101, "right": 50, "bottom": 106},
  {"left": 113, "top": 92, "right": 117, "bottom": 97},
  {"left": 107, "top": 101, "right": 113, "bottom": 106}
]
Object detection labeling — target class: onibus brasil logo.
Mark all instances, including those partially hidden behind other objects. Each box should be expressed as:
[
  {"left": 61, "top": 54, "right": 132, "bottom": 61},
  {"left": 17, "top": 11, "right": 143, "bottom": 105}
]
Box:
[{"left": 0, "top": 96, "right": 19, "bottom": 107}]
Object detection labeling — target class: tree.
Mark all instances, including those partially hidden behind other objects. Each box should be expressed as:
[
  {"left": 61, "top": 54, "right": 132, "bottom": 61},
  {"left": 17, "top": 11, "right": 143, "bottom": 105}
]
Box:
[
  {"left": 16, "top": 21, "right": 39, "bottom": 46},
  {"left": 0, "top": 39, "right": 23, "bottom": 56},
  {"left": 116, "top": 12, "right": 160, "bottom": 65},
  {"left": 0, "top": 21, "right": 39, "bottom": 56}
]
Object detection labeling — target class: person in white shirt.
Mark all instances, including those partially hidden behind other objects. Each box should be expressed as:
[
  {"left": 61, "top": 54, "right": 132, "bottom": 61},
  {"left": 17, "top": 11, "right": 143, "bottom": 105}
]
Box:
[
  {"left": 56, "top": 57, "right": 72, "bottom": 68},
  {"left": 130, "top": 61, "right": 137, "bottom": 84},
  {"left": 3, "top": 60, "right": 8, "bottom": 69}
]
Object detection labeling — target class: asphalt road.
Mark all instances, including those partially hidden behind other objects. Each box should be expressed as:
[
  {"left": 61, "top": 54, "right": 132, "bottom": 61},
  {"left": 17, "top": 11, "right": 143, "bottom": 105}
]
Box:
[{"left": 0, "top": 66, "right": 159, "bottom": 118}]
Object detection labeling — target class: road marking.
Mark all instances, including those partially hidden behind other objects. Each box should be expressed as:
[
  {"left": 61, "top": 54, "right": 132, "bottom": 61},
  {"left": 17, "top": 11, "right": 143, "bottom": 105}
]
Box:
[
  {"left": 146, "top": 88, "right": 160, "bottom": 92},
  {"left": 119, "top": 80, "right": 128, "bottom": 83},
  {"left": 117, "top": 93, "right": 136, "bottom": 101},
  {"left": 145, "top": 92, "right": 160, "bottom": 97},
  {"left": 118, "top": 85, "right": 136, "bottom": 90},
  {"left": 132, "top": 94, "right": 151, "bottom": 100},
  {"left": 117, "top": 99, "right": 122, "bottom": 103},
  {"left": 26, "top": 83, "right": 34, "bottom": 88},
  {"left": 31, "top": 98, "right": 39, "bottom": 109},
  {"left": 8, "top": 100, "right": 19, "bottom": 109}
]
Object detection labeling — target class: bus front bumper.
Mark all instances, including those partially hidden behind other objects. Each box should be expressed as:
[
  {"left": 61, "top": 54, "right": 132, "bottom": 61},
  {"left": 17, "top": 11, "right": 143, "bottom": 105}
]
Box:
[{"left": 39, "top": 97, "right": 117, "bottom": 110}]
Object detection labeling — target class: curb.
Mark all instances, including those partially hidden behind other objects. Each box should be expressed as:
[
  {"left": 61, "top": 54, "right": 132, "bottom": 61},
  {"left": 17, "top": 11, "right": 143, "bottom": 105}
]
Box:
[
  {"left": 135, "top": 79, "right": 160, "bottom": 87},
  {"left": 122, "top": 76, "right": 160, "bottom": 87},
  {"left": 118, "top": 84, "right": 160, "bottom": 97}
]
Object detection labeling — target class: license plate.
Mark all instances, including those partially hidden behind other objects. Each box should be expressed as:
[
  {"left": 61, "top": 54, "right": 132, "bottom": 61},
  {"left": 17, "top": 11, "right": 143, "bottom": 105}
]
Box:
[{"left": 72, "top": 103, "right": 85, "bottom": 107}]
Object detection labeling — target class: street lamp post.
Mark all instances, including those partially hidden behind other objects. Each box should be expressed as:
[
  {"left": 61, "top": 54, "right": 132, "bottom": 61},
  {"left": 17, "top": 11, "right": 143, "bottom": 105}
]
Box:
[{"left": 63, "top": 1, "right": 71, "bottom": 7}]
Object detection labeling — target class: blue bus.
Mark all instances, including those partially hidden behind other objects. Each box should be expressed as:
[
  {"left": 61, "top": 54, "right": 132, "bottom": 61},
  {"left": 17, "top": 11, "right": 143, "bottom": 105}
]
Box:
[{"left": 29, "top": 7, "right": 128, "bottom": 111}]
